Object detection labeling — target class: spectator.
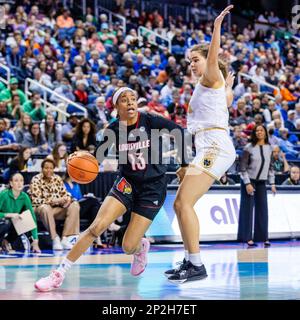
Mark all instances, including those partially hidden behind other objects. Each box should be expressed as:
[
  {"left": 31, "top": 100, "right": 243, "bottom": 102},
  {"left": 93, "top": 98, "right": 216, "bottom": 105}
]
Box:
[
  {"left": 0, "top": 101, "right": 14, "bottom": 120},
  {"left": 74, "top": 80, "right": 88, "bottom": 105},
  {"left": 88, "top": 73, "right": 103, "bottom": 96},
  {"left": 71, "top": 118, "right": 97, "bottom": 153},
  {"left": 167, "top": 89, "right": 185, "bottom": 114},
  {"left": 61, "top": 113, "right": 80, "bottom": 147},
  {"left": 170, "top": 103, "right": 187, "bottom": 128},
  {"left": 137, "top": 65, "right": 150, "bottom": 88},
  {"left": 6, "top": 43, "right": 22, "bottom": 73},
  {"left": 97, "top": 22, "right": 117, "bottom": 52},
  {"left": 267, "top": 125, "right": 280, "bottom": 146},
  {"left": 281, "top": 165, "right": 300, "bottom": 185},
  {"left": 14, "top": 113, "right": 32, "bottom": 143},
  {"left": 0, "top": 117, "right": 19, "bottom": 152},
  {"left": 0, "top": 173, "right": 40, "bottom": 253},
  {"left": 29, "top": 158, "right": 80, "bottom": 250},
  {"left": 23, "top": 122, "right": 48, "bottom": 154},
  {"left": 234, "top": 79, "right": 252, "bottom": 99},
  {"left": 29, "top": 67, "right": 54, "bottom": 95},
  {"left": 40, "top": 112, "right": 62, "bottom": 150},
  {"left": 7, "top": 146, "right": 32, "bottom": 180},
  {"left": 7, "top": 94, "right": 22, "bottom": 120},
  {"left": 87, "top": 96, "right": 111, "bottom": 130},
  {"left": 0, "top": 78, "right": 27, "bottom": 105},
  {"left": 238, "top": 125, "right": 276, "bottom": 247},
  {"left": 22, "top": 92, "right": 46, "bottom": 121},
  {"left": 160, "top": 78, "right": 175, "bottom": 106},
  {"left": 47, "top": 142, "right": 68, "bottom": 172},
  {"left": 87, "top": 32, "right": 106, "bottom": 54},
  {"left": 280, "top": 100, "right": 289, "bottom": 122},
  {"left": 232, "top": 125, "right": 248, "bottom": 153},
  {"left": 87, "top": 51, "right": 103, "bottom": 73},
  {"left": 272, "top": 145, "right": 290, "bottom": 174},
  {"left": 50, "top": 77, "right": 75, "bottom": 105},
  {"left": 277, "top": 128, "right": 299, "bottom": 159},
  {"left": 285, "top": 110, "right": 297, "bottom": 132},
  {"left": 56, "top": 9, "right": 76, "bottom": 40},
  {"left": 148, "top": 90, "right": 170, "bottom": 119},
  {"left": 150, "top": 55, "right": 164, "bottom": 77}
]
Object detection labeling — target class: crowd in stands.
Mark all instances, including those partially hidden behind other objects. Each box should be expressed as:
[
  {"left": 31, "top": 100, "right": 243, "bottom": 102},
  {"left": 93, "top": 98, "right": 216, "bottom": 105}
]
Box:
[{"left": 0, "top": 0, "right": 300, "bottom": 251}]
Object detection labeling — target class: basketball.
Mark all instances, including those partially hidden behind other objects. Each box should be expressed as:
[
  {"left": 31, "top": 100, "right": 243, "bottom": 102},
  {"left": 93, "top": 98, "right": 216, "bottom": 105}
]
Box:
[{"left": 67, "top": 151, "right": 99, "bottom": 184}]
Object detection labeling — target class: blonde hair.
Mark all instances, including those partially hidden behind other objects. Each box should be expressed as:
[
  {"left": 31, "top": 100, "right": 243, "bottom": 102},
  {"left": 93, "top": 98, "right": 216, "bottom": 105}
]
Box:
[{"left": 190, "top": 44, "right": 228, "bottom": 79}]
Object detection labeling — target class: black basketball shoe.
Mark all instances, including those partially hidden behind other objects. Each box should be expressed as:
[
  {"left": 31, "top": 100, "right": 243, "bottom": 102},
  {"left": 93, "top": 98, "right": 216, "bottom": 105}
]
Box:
[
  {"left": 168, "top": 261, "right": 208, "bottom": 284},
  {"left": 164, "top": 258, "right": 187, "bottom": 278}
]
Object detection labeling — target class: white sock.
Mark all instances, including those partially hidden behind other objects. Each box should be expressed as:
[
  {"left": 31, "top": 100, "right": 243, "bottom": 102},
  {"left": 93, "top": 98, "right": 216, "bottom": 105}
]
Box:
[
  {"left": 57, "top": 258, "right": 74, "bottom": 276},
  {"left": 189, "top": 253, "right": 202, "bottom": 267},
  {"left": 184, "top": 250, "right": 189, "bottom": 261}
]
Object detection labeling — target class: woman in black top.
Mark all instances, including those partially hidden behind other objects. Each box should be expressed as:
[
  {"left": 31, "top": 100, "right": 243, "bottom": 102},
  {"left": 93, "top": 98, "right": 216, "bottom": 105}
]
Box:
[
  {"left": 71, "top": 118, "right": 97, "bottom": 153},
  {"left": 237, "top": 125, "right": 276, "bottom": 247},
  {"left": 2, "top": 147, "right": 31, "bottom": 182},
  {"left": 9, "top": 147, "right": 31, "bottom": 175}
]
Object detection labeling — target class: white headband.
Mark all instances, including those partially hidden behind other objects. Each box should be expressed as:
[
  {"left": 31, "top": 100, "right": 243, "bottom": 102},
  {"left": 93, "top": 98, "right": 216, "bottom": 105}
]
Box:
[{"left": 112, "top": 87, "right": 136, "bottom": 105}]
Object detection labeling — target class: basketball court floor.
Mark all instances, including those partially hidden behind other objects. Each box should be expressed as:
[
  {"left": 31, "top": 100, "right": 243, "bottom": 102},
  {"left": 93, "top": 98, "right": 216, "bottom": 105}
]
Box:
[{"left": 1, "top": 241, "right": 300, "bottom": 300}]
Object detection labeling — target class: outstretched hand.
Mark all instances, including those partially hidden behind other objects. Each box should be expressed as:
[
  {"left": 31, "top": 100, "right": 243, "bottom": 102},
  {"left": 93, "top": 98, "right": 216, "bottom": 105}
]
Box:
[
  {"left": 225, "top": 71, "right": 235, "bottom": 89},
  {"left": 214, "top": 5, "right": 234, "bottom": 27}
]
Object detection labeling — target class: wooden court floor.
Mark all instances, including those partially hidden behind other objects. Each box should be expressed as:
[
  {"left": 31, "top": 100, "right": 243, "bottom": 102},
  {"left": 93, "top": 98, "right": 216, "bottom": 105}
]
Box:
[{"left": 1, "top": 241, "right": 300, "bottom": 300}]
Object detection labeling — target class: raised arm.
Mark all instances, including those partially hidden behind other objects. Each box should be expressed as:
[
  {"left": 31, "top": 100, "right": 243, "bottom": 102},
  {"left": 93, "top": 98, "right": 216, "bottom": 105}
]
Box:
[{"left": 203, "top": 5, "right": 233, "bottom": 86}]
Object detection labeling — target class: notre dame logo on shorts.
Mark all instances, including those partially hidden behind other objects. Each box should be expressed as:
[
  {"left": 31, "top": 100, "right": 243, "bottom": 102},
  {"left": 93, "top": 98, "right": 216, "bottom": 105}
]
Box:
[
  {"left": 201, "top": 143, "right": 220, "bottom": 169},
  {"left": 117, "top": 177, "right": 132, "bottom": 194}
]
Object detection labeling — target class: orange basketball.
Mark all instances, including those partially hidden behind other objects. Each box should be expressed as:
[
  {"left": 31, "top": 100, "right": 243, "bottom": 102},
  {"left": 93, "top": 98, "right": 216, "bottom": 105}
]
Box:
[{"left": 67, "top": 151, "right": 99, "bottom": 184}]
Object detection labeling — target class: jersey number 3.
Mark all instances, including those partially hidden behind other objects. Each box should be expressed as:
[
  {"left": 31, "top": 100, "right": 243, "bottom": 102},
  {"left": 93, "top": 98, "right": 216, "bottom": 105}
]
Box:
[{"left": 128, "top": 152, "right": 146, "bottom": 171}]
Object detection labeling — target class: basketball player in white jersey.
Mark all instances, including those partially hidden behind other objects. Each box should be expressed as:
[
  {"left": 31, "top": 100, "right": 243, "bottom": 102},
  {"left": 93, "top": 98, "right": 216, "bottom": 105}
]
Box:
[{"left": 165, "top": 5, "right": 236, "bottom": 283}]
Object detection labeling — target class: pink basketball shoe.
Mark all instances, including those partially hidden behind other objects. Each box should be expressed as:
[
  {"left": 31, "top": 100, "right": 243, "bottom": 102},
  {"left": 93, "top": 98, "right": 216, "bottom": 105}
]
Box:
[
  {"left": 34, "top": 270, "right": 64, "bottom": 292},
  {"left": 130, "top": 238, "right": 150, "bottom": 276}
]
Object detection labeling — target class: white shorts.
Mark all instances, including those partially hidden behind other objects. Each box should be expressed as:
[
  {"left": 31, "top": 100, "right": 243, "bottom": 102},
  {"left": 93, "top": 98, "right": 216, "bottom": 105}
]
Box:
[{"left": 191, "top": 128, "right": 236, "bottom": 180}]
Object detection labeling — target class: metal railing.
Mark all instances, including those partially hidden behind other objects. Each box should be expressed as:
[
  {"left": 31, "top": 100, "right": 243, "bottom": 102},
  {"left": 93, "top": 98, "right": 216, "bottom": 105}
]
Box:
[
  {"left": 138, "top": 26, "right": 172, "bottom": 53},
  {"left": 24, "top": 78, "right": 88, "bottom": 120},
  {"left": 0, "top": 62, "right": 11, "bottom": 88},
  {"left": 94, "top": 2, "right": 126, "bottom": 34},
  {"left": 238, "top": 72, "right": 281, "bottom": 97}
]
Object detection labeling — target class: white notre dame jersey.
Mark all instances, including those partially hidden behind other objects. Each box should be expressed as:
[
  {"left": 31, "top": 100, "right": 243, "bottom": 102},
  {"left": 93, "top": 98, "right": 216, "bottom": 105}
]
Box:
[
  {"left": 187, "top": 81, "right": 229, "bottom": 133},
  {"left": 187, "top": 79, "right": 236, "bottom": 180}
]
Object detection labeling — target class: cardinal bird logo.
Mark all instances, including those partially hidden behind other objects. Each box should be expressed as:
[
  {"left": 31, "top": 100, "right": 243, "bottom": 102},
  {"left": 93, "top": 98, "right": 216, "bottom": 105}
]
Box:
[{"left": 117, "top": 177, "right": 132, "bottom": 194}]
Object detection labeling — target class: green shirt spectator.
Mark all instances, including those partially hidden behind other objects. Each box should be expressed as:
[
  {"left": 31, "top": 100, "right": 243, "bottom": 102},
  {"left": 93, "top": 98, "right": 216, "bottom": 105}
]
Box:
[
  {"left": 97, "top": 23, "right": 117, "bottom": 46},
  {"left": 22, "top": 100, "right": 47, "bottom": 121},
  {"left": 7, "top": 94, "right": 23, "bottom": 120},
  {"left": 0, "top": 78, "right": 28, "bottom": 105},
  {"left": 0, "top": 187, "right": 38, "bottom": 240}
]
